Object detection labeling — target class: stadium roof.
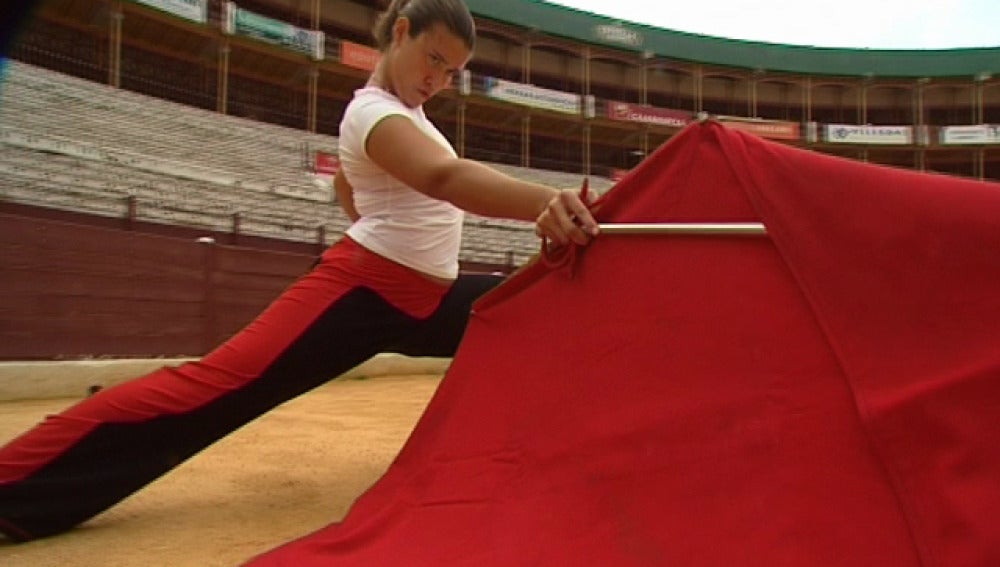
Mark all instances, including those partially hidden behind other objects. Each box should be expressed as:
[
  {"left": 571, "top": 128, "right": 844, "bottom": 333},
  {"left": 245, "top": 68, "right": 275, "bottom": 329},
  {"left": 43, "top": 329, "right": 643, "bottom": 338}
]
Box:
[{"left": 464, "top": 0, "right": 999, "bottom": 79}]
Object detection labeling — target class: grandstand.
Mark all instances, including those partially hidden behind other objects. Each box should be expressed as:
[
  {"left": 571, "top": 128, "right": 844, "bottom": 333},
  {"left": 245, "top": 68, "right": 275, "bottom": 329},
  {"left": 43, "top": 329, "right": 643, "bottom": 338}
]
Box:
[
  {"left": 1, "top": 0, "right": 998, "bottom": 359},
  {"left": 0, "top": 60, "right": 552, "bottom": 268}
]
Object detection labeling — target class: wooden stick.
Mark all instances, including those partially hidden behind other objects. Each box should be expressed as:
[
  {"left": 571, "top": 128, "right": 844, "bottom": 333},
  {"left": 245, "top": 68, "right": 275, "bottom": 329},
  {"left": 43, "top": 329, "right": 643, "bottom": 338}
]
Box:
[{"left": 598, "top": 223, "right": 767, "bottom": 236}]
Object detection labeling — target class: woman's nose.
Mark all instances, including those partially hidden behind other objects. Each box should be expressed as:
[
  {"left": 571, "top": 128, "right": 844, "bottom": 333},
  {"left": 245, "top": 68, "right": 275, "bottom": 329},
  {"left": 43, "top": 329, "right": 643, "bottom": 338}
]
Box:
[{"left": 428, "top": 70, "right": 446, "bottom": 89}]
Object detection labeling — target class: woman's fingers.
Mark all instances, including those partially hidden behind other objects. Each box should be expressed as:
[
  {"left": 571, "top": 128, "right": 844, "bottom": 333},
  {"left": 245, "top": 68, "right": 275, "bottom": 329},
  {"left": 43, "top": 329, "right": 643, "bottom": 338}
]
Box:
[
  {"left": 561, "top": 190, "right": 599, "bottom": 236},
  {"left": 535, "top": 190, "right": 600, "bottom": 246}
]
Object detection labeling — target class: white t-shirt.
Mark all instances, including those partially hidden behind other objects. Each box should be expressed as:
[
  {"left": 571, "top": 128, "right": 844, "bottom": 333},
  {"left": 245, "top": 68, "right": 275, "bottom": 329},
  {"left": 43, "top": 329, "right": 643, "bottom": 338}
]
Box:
[{"left": 339, "top": 86, "right": 463, "bottom": 280}]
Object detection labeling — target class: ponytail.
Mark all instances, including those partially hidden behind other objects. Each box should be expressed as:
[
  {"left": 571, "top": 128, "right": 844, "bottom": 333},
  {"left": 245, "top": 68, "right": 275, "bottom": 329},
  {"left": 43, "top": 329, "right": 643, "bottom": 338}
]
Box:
[{"left": 373, "top": 0, "right": 411, "bottom": 50}]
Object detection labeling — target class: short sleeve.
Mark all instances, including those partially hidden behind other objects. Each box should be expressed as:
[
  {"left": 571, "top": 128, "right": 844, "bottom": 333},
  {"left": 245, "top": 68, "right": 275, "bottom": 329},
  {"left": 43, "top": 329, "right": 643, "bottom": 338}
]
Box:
[{"left": 344, "top": 94, "right": 411, "bottom": 157}]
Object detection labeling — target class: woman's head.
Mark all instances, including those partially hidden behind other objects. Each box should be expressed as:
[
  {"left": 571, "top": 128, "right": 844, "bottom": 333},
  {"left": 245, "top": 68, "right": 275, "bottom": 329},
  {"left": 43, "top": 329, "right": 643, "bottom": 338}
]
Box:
[
  {"left": 371, "top": 0, "right": 476, "bottom": 108},
  {"left": 373, "top": 0, "right": 475, "bottom": 53}
]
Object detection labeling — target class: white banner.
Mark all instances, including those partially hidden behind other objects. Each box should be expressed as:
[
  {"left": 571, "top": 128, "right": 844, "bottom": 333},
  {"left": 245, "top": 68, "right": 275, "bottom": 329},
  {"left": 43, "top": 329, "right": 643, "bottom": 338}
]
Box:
[
  {"left": 593, "top": 24, "right": 643, "bottom": 48},
  {"left": 483, "top": 78, "right": 580, "bottom": 115},
  {"left": 131, "top": 0, "right": 207, "bottom": 23},
  {"left": 224, "top": 2, "right": 324, "bottom": 60},
  {"left": 824, "top": 124, "right": 913, "bottom": 145},
  {"left": 939, "top": 125, "right": 1000, "bottom": 145}
]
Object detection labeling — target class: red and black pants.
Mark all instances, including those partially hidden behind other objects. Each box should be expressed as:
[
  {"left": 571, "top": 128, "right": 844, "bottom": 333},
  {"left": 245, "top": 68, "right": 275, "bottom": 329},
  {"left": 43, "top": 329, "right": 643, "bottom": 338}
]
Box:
[{"left": 0, "top": 237, "right": 501, "bottom": 541}]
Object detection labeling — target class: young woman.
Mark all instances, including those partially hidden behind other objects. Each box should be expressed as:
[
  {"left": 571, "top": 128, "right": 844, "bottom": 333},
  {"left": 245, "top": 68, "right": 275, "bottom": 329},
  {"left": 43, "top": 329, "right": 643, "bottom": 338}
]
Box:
[{"left": 0, "top": 0, "right": 598, "bottom": 542}]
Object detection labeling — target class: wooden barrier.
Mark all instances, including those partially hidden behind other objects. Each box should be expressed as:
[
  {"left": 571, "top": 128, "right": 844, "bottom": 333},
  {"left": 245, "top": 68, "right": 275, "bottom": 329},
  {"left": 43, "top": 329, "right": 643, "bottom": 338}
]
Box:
[{"left": 0, "top": 213, "right": 315, "bottom": 359}]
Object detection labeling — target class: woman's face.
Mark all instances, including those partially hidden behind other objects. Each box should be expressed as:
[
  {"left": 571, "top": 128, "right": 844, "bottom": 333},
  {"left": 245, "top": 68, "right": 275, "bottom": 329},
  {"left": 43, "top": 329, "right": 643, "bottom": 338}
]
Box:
[{"left": 385, "top": 18, "right": 471, "bottom": 108}]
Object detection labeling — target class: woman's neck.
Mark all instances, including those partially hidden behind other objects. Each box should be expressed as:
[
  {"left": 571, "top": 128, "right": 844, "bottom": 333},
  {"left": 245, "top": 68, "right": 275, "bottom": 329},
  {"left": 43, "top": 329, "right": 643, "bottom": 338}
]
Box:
[{"left": 368, "top": 60, "right": 394, "bottom": 95}]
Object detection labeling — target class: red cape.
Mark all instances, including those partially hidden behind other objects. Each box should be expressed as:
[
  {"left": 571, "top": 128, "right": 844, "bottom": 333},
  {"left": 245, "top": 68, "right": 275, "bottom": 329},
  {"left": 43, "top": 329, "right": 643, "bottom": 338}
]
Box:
[{"left": 248, "top": 122, "right": 1000, "bottom": 566}]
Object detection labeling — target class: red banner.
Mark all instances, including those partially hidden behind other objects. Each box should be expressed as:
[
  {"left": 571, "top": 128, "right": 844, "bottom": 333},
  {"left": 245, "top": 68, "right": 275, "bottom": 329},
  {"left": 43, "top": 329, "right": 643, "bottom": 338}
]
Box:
[
  {"left": 718, "top": 118, "right": 800, "bottom": 141},
  {"left": 340, "top": 41, "right": 380, "bottom": 72},
  {"left": 315, "top": 151, "right": 340, "bottom": 175},
  {"left": 606, "top": 101, "right": 691, "bottom": 128},
  {"left": 609, "top": 168, "right": 630, "bottom": 182}
]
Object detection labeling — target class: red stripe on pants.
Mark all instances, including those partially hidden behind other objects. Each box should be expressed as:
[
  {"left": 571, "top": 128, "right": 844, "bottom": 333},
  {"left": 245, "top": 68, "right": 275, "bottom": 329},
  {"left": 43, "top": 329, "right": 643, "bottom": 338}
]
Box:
[{"left": 0, "top": 237, "right": 449, "bottom": 484}]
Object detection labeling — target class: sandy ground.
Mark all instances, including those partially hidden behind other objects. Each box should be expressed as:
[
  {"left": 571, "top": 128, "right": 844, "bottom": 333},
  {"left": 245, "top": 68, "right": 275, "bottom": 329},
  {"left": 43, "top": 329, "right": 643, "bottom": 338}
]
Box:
[{"left": 0, "top": 373, "right": 443, "bottom": 566}]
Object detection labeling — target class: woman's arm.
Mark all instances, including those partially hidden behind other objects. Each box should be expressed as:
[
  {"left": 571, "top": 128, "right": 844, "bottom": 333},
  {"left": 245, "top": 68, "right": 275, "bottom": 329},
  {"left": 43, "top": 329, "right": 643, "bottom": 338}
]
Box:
[
  {"left": 366, "top": 116, "right": 598, "bottom": 246},
  {"left": 333, "top": 168, "right": 360, "bottom": 222}
]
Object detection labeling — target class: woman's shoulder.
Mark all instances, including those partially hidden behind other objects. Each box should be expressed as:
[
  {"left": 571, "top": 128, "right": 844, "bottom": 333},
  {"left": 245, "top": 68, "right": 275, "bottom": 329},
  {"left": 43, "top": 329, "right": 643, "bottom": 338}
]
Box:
[
  {"left": 344, "top": 87, "right": 415, "bottom": 128},
  {"left": 343, "top": 86, "right": 419, "bottom": 139},
  {"left": 348, "top": 86, "right": 407, "bottom": 113}
]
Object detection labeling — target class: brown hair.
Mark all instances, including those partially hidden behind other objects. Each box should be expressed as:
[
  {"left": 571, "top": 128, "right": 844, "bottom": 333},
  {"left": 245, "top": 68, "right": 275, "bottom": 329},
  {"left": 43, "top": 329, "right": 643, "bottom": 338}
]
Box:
[{"left": 372, "top": 0, "right": 476, "bottom": 52}]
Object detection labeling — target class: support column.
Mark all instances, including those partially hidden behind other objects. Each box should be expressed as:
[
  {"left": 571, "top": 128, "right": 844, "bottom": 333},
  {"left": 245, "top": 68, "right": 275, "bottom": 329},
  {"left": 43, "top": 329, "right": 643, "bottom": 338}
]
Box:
[
  {"left": 522, "top": 114, "right": 531, "bottom": 168},
  {"left": 802, "top": 77, "right": 813, "bottom": 144},
  {"left": 641, "top": 53, "right": 649, "bottom": 105},
  {"left": 457, "top": 100, "right": 466, "bottom": 158},
  {"left": 308, "top": 0, "right": 321, "bottom": 133},
  {"left": 582, "top": 47, "right": 590, "bottom": 177},
  {"left": 915, "top": 78, "right": 929, "bottom": 127},
  {"left": 694, "top": 66, "right": 703, "bottom": 113},
  {"left": 805, "top": 77, "right": 813, "bottom": 122},
  {"left": 640, "top": 50, "right": 653, "bottom": 105},
  {"left": 457, "top": 68, "right": 470, "bottom": 158},
  {"left": 522, "top": 40, "right": 532, "bottom": 83},
  {"left": 973, "top": 78, "right": 982, "bottom": 123},
  {"left": 973, "top": 72, "right": 993, "bottom": 180},
  {"left": 521, "top": 39, "right": 532, "bottom": 168},
  {"left": 108, "top": 3, "right": 123, "bottom": 88},
  {"left": 859, "top": 76, "right": 871, "bottom": 165},
  {"left": 307, "top": 67, "right": 318, "bottom": 133},
  {"left": 859, "top": 74, "right": 873, "bottom": 124},
  {"left": 915, "top": 78, "right": 929, "bottom": 172},
  {"left": 749, "top": 71, "right": 759, "bottom": 118},
  {"left": 217, "top": 42, "right": 230, "bottom": 114},
  {"left": 974, "top": 72, "right": 990, "bottom": 122}
]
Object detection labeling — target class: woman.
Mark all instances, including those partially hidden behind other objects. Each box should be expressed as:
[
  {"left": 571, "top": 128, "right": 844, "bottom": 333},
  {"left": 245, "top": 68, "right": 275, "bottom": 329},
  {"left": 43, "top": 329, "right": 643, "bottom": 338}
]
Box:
[{"left": 0, "top": 0, "right": 598, "bottom": 542}]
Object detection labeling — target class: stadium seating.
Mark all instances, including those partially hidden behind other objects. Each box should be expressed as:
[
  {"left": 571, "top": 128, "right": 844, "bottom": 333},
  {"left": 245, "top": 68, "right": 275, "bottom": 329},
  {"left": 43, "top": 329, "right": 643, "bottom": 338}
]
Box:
[{"left": 0, "top": 62, "right": 613, "bottom": 267}]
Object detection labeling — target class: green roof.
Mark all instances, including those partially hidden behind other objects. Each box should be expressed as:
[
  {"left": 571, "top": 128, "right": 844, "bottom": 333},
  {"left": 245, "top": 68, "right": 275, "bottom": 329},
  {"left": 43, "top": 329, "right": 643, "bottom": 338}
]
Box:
[{"left": 464, "top": 0, "right": 999, "bottom": 79}]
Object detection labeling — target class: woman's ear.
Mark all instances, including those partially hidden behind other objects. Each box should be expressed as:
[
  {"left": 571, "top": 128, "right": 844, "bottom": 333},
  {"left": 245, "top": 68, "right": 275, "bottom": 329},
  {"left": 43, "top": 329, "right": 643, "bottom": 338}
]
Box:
[{"left": 392, "top": 16, "right": 410, "bottom": 46}]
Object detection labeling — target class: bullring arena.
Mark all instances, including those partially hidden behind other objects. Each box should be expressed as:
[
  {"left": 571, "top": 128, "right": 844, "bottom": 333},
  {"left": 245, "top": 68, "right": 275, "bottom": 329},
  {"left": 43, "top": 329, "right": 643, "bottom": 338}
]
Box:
[
  {"left": 1, "top": 0, "right": 999, "bottom": 565},
  {"left": 0, "top": 356, "right": 449, "bottom": 565}
]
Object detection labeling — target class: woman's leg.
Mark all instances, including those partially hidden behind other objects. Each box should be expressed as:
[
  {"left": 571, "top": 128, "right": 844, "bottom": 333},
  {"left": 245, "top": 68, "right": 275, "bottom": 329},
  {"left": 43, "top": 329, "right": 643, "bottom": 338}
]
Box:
[
  {"left": 0, "top": 240, "right": 449, "bottom": 542},
  {"left": 388, "top": 273, "right": 504, "bottom": 357}
]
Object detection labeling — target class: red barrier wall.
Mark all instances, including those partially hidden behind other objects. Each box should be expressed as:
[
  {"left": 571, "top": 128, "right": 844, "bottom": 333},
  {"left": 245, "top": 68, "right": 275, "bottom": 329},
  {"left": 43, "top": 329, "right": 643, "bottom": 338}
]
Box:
[{"left": 0, "top": 213, "right": 315, "bottom": 360}]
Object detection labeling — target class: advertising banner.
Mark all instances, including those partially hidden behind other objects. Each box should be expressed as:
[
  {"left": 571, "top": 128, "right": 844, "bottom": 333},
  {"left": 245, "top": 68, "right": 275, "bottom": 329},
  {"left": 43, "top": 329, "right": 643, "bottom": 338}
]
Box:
[
  {"left": 483, "top": 78, "right": 580, "bottom": 115},
  {"left": 939, "top": 124, "right": 1000, "bottom": 145},
  {"left": 824, "top": 124, "right": 913, "bottom": 145},
  {"left": 606, "top": 101, "right": 691, "bottom": 128},
  {"left": 224, "top": 2, "right": 325, "bottom": 60},
  {"left": 718, "top": 117, "right": 800, "bottom": 141},
  {"left": 609, "top": 168, "right": 631, "bottom": 182},
  {"left": 315, "top": 151, "right": 341, "bottom": 175},
  {"left": 593, "top": 24, "right": 643, "bottom": 49},
  {"left": 131, "top": 0, "right": 207, "bottom": 23},
  {"left": 340, "top": 41, "right": 380, "bottom": 72}
]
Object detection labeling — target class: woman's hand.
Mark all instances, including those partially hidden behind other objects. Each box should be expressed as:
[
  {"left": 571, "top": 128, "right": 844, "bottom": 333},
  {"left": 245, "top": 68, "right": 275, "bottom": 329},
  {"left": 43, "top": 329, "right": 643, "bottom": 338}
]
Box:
[{"left": 535, "top": 189, "right": 599, "bottom": 246}]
